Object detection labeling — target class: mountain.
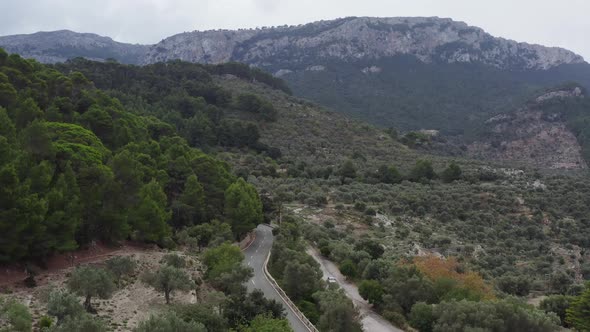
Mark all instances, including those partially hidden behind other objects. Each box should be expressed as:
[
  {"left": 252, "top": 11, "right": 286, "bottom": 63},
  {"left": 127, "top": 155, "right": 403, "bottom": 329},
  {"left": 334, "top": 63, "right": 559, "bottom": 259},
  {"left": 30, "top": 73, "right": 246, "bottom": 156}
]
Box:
[
  {"left": 143, "top": 17, "right": 583, "bottom": 70},
  {"left": 0, "top": 30, "right": 148, "bottom": 64},
  {"left": 141, "top": 16, "right": 590, "bottom": 136},
  {"left": 3, "top": 17, "right": 590, "bottom": 169}
]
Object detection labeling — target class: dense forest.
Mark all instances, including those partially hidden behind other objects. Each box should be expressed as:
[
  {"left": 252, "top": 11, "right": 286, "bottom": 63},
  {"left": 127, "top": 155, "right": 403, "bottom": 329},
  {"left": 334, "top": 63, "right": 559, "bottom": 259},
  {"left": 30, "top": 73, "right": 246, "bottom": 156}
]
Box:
[
  {"left": 282, "top": 56, "right": 590, "bottom": 138},
  {"left": 52, "top": 59, "right": 287, "bottom": 156},
  {"left": 0, "top": 49, "right": 274, "bottom": 264}
]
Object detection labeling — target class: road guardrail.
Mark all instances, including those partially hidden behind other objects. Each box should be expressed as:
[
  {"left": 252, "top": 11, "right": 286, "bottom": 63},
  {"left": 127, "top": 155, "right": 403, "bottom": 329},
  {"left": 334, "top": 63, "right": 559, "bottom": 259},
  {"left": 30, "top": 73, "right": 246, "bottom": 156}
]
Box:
[{"left": 263, "top": 249, "right": 319, "bottom": 332}]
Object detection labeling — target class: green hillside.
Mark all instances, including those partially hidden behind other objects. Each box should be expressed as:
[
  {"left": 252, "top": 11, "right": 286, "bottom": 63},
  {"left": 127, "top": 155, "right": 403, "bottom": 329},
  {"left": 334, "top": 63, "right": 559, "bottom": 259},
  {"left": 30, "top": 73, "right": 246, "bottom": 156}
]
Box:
[
  {"left": 3, "top": 51, "right": 590, "bottom": 331},
  {"left": 281, "top": 57, "right": 590, "bottom": 137},
  {"left": 0, "top": 50, "right": 269, "bottom": 264}
]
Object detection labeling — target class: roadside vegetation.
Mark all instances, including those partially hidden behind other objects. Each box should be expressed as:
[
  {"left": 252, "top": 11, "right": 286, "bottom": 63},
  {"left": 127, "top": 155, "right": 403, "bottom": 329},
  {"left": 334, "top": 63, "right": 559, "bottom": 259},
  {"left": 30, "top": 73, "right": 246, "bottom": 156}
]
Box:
[{"left": 268, "top": 218, "right": 363, "bottom": 331}]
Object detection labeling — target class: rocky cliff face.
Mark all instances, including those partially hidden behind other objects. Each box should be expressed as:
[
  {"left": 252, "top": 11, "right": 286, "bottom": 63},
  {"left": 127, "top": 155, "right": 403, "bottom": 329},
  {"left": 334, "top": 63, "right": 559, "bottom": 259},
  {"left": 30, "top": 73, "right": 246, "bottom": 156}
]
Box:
[
  {"left": 143, "top": 17, "right": 585, "bottom": 70},
  {"left": 0, "top": 30, "right": 148, "bottom": 64},
  {"left": 1, "top": 17, "right": 584, "bottom": 70},
  {"left": 468, "top": 86, "right": 587, "bottom": 170}
]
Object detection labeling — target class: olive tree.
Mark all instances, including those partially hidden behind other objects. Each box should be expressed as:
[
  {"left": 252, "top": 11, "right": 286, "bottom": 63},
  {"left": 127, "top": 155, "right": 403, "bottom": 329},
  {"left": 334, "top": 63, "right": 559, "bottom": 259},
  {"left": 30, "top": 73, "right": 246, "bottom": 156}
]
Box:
[
  {"left": 46, "top": 290, "right": 84, "bottom": 323},
  {"left": 105, "top": 256, "right": 136, "bottom": 286},
  {"left": 141, "top": 265, "right": 193, "bottom": 304},
  {"left": 67, "top": 266, "right": 116, "bottom": 312}
]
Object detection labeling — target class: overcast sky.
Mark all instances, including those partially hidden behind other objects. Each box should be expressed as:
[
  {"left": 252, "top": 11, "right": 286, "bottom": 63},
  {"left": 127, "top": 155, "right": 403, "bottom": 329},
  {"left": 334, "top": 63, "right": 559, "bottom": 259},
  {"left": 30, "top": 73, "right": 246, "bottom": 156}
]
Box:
[{"left": 1, "top": 0, "right": 588, "bottom": 60}]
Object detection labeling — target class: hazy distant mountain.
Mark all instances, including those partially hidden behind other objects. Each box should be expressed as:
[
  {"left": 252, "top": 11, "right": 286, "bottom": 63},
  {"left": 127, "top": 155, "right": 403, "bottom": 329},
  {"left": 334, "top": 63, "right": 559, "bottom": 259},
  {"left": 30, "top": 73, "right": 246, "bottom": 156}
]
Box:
[
  {"left": 0, "top": 30, "right": 148, "bottom": 64},
  {"left": 143, "top": 17, "right": 584, "bottom": 70}
]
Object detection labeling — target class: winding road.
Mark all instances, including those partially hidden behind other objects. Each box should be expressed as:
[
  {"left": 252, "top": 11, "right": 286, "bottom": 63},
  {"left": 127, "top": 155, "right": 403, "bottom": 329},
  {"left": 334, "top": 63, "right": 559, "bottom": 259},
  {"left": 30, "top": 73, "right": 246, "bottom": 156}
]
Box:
[
  {"left": 243, "top": 224, "right": 310, "bottom": 332},
  {"left": 307, "top": 247, "right": 404, "bottom": 332}
]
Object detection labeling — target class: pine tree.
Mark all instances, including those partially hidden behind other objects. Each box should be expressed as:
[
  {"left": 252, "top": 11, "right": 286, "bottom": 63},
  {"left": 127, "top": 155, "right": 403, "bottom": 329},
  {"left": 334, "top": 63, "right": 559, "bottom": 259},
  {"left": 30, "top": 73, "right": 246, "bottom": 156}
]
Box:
[
  {"left": 172, "top": 174, "right": 205, "bottom": 228},
  {"left": 130, "top": 179, "right": 172, "bottom": 243},
  {"left": 224, "top": 178, "right": 262, "bottom": 240},
  {"left": 566, "top": 285, "right": 590, "bottom": 330}
]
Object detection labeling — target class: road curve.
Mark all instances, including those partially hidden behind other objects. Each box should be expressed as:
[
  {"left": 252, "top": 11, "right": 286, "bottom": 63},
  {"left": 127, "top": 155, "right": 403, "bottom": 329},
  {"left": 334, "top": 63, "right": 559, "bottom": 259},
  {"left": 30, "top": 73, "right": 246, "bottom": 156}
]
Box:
[
  {"left": 244, "top": 224, "right": 309, "bottom": 332},
  {"left": 307, "top": 247, "right": 404, "bottom": 332}
]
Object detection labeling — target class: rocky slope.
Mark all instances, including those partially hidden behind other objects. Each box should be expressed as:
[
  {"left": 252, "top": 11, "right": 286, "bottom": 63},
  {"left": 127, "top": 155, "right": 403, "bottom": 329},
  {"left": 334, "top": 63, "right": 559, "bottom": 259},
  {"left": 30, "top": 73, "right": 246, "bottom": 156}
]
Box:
[
  {"left": 468, "top": 86, "right": 588, "bottom": 170},
  {"left": 143, "top": 17, "right": 584, "bottom": 70},
  {"left": 0, "top": 30, "right": 148, "bottom": 64},
  {"left": 3, "top": 17, "right": 583, "bottom": 71}
]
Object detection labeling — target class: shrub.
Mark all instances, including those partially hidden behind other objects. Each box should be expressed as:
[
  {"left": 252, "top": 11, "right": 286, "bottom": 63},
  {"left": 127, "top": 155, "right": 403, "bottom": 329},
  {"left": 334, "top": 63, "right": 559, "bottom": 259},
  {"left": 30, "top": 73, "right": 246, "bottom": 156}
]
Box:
[
  {"left": 161, "top": 254, "right": 186, "bottom": 268},
  {"left": 0, "top": 297, "right": 32, "bottom": 332},
  {"left": 358, "top": 280, "right": 384, "bottom": 305},
  {"left": 409, "top": 302, "right": 435, "bottom": 332},
  {"left": 339, "top": 259, "right": 358, "bottom": 278},
  {"left": 39, "top": 315, "right": 53, "bottom": 328},
  {"left": 134, "top": 312, "right": 206, "bottom": 332},
  {"left": 540, "top": 295, "right": 573, "bottom": 327}
]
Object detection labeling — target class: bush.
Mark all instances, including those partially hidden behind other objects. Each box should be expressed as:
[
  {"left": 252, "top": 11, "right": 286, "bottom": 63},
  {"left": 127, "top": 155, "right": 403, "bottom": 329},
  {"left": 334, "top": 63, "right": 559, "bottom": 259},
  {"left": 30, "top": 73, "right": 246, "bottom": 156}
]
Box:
[
  {"left": 358, "top": 280, "right": 384, "bottom": 305},
  {"left": 296, "top": 300, "right": 320, "bottom": 324},
  {"left": 339, "top": 259, "right": 358, "bottom": 278},
  {"left": 39, "top": 315, "right": 53, "bottom": 329},
  {"left": 134, "top": 312, "right": 206, "bottom": 332},
  {"left": 432, "top": 299, "right": 559, "bottom": 332},
  {"left": 409, "top": 302, "right": 435, "bottom": 332},
  {"left": 540, "top": 295, "right": 573, "bottom": 327},
  {"left": 354, "top": 202, "right": 366, "bottom": 212},
  {"left": 550, "top": 272, "right": 574, "bottom": 294},
  {"left": 172, "top": 303, "right": 227, "bottom": 332},
  {"left": 52, "top": 313, "right": 107, "bottom": 332},
  {"left": 365, "top": 208, "right": 376, "bottom": 216},
  {"left": 441, "top": 162, "right": 462, "bottom": 183},
  {"left": 497, "top": 275, "right": 531, "bottom": 296},
  {"left": 383, "top": 310, "right": 408, "bottom": 329},
  {"left": 408, "top": 160, "right": 436, "bottom": 182},
  {"left": 161, "top": 254, "right": 186, "bottom": 268},
  {"left": 0, "top": 297, "right": 32, "bottom": 332}
]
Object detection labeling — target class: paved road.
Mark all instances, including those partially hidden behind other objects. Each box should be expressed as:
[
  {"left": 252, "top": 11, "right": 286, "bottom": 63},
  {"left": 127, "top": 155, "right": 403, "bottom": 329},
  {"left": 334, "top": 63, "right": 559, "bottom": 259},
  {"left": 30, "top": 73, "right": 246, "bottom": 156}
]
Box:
[
  {"left": 307, "top": 247, "right": 404, "bottom": 332},
  {"left": 244, "top": 224, "right": 309, "bottom": 332}
]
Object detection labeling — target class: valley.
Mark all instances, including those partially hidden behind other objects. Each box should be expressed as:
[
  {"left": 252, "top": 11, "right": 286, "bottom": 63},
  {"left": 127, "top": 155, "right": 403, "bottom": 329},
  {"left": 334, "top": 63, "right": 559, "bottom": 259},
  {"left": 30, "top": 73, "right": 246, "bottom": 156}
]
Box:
[{"left": 1, "top": 12, "right": 590, "bottom": 332}]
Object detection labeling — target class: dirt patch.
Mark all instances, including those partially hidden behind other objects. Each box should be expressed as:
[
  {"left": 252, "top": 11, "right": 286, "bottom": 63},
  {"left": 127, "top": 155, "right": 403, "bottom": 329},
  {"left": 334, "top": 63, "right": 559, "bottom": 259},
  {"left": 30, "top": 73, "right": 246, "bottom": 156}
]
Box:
[
  {"left": 0, "top": 241, "right": 155, "bottom": 287},
  {"left": 3, "top": 249, "right": 202, "bottom": 331}
]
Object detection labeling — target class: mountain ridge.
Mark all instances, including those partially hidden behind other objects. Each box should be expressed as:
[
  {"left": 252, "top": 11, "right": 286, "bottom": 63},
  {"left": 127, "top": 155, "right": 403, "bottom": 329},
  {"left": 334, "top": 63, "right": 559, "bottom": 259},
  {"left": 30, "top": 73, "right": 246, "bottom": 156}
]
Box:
[
  {"left": 0, "top": 29, "right": 148, "bottom": 64},
  {"left": 144, "top": 16, "right": 585, "bottom": 70},
  {"left": 0, "top": 16, "right": 586, "bottom": 70}
]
